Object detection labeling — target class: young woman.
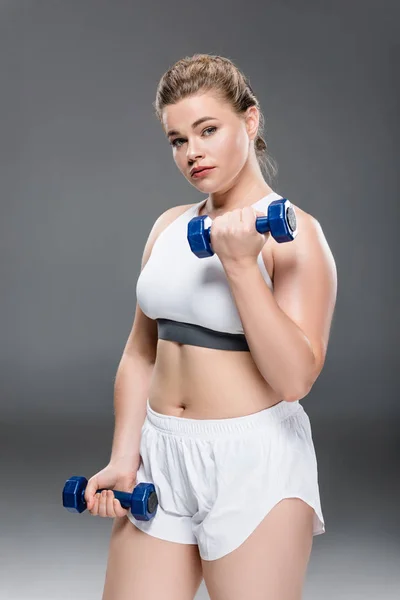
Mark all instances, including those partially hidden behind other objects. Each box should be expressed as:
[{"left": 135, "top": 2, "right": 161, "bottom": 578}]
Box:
[{"left": 85, "top": 54, "right": 337, "bottom": 600}]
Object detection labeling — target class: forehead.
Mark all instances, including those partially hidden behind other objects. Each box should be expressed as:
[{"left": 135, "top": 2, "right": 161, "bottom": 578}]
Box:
[{"left": 162, "top": 92, "right": 233, "bottom": 132}]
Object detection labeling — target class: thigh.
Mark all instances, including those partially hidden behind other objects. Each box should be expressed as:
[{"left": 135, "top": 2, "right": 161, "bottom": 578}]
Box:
[
  {"left": 201, "top": 498, "right": 314, "bottom": 600},
  {"left": 102, "top": 516, "right": 203, "bottom": 600}
]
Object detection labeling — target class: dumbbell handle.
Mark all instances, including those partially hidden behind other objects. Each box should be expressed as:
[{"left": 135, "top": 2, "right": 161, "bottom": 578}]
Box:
[
  {"left": 96, "top": 487, "right": 133, "bottom": 509},
  {"left": 254, "top": 215, "right": 272, "bottom": 235}
]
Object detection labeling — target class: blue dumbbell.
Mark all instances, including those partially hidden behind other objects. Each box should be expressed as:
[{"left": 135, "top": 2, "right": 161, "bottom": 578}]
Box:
[
  {"left": 62, "top": 475, "right": 158, "bottom": 521},
  {"left": 187, "top": 198, "right": 297, "bottom": 258}
]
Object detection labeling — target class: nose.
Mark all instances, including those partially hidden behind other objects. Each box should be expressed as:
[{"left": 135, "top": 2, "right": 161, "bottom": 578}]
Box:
[{"left": 186, "top": 140, "right": 205, "bottom": 163}]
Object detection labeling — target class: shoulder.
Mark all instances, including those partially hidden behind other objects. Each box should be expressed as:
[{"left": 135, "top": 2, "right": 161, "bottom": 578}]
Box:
[
  {"left": 141, "top": 202, "right": 197, "bottom": 268},
  {"left": 270, "top": 203, "right": 337, "bottom": 279},
  {"left": 153, "top": 202, "right": 197, "bottom": 230}
]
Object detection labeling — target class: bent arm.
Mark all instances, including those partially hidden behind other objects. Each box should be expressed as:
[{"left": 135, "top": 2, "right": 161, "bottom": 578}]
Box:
[{"left": 224, "top": 213, "right": 337, "bottom": 401}]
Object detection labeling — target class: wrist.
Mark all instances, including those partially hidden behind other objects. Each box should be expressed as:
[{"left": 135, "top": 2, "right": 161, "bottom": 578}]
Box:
[
  {"left": 109, "top": 453, "right": 141, "bottom": 468},
  {"left": 222, "top": 258, "right": 258, "bottom": 278}
]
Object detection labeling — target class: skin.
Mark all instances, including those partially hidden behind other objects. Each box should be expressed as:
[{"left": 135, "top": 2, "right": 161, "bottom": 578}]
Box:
[
  {"left": 93, "top": 89, "right": 337, "bottom": 600},
  {"left": 148, "top": 90, "right": 337, "bottom": 419}
]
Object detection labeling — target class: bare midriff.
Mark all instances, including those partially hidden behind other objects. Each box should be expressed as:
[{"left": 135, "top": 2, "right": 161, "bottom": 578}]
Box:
[{"left": 147, "top": 339, "right": 283, "bottom": 419}]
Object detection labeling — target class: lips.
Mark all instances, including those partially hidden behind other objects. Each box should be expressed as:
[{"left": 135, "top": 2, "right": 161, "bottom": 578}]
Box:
[{"left": 191, "top": 167, "right": 214, "bottom": 176}]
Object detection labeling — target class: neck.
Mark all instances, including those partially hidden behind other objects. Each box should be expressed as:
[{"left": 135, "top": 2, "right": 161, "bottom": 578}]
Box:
[{"left": 204, "top": 154, "right": 273, "bottom": 218}]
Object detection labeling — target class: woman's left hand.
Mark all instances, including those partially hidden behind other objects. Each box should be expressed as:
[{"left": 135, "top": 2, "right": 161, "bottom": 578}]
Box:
[{"left": 209, "top": 207, "right": 269, "bottom": 267}]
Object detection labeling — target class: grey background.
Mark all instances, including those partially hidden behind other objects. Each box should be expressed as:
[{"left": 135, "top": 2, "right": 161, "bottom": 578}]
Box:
[{"left": 1, "top": 0, "right": 398, "bottom": 598}]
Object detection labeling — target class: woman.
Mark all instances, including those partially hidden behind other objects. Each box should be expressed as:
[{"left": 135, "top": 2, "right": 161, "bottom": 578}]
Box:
[{"left": 85, "top": 54, "right": 337, "bottom": 600}]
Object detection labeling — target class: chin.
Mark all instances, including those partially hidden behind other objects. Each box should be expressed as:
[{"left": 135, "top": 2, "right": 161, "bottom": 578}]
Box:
[{"left": 189, "top": 178, "right": 216, "bottom": 190}]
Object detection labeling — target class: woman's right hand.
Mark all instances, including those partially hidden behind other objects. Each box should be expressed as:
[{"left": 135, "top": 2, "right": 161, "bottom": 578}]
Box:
[{"left": 84, "top": 457, "right": 142, "bottom": 518}]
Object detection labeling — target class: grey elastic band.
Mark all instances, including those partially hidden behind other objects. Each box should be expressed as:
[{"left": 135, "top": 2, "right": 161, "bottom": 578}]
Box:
[{"left": 157, "top": 318, "right": 250, "bottom": 351}]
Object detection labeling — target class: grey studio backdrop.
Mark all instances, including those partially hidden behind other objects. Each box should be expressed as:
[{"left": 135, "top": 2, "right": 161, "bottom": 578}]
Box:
[{"left": 1, "top": 1, "right": 398, "bottom": 599}]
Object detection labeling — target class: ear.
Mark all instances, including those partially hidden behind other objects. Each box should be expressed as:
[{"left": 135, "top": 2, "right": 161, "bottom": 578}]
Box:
[{"left": 245, "top": 106, "right": 260, "bottom": 141}]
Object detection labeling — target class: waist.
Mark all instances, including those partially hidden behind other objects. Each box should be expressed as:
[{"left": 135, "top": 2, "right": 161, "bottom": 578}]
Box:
[
  {"left": 149, "top": 338, "right": 284, "bottom": 419},
  {"left": 145, "top": 396, "right": 301, "bottom": 438}
]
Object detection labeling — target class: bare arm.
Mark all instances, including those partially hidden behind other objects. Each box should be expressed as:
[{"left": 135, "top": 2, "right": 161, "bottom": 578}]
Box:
[
  {"left": 109, "top": 348, "right": 155, "bottom": 464},
  {"left": 109, "top": 203, "right": 194, "bottom": 465},
  {"left": 223, "top": 211, "right": 337, "bottom": 401}
]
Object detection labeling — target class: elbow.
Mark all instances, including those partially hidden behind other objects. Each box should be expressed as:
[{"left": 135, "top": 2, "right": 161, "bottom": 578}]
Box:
[
  {"left": 282, "top": 350, "right": 325, "bottom": 402},
  {"left": 282, "top": 383, "right": 312, "bottom": 403},
  {"left": 270, "top": 349, "right": 325, "bottom": 403},
  {"left": 280, "top": 372, "right": 318, "bottom": 403}
]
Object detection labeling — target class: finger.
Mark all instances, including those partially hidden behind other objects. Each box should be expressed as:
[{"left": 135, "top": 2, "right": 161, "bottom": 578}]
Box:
[
  {"left": 230, "top": 209, "right": 242, "bottom": 221},
  {"left": 88, "top": 494, "right": 98, "bottom": 512},
  {"left": 98, "top": 490, "right": 108, "bottom": 517},
  {"left": 113, "top": 497, "right": 128, "bottom": 518},
  {"left": 90, "top": 494, "right": 99, "bottom": 516},
  {"left": 241, "top": 207, "right": 256, "bottom": 226},
  {"left": 93, "top": 490, "right": 104, "bottom": 517},
  {"left": 84, "top": 479, "right": 98, "bottom": 509},
  {"left": 227, "top": 209, "right": 242, "bottom": 224},
  {"left": 106, "top": 490, "right": 116, "bottom": 517}
]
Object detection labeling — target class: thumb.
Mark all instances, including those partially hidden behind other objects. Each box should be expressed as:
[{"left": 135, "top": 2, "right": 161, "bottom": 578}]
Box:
[{"left": 84, "top": 476, "right": 99, "bottom": 507}]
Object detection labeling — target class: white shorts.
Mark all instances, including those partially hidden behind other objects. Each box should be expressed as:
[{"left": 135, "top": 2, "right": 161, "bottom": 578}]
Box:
[{"left": 127, "top": 398, "right": 325, "bottom": 561}]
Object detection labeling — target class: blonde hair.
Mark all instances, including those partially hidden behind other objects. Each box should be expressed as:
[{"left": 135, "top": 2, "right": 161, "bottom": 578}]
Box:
[{"left": 153, "top": 53, "right": 278, "bottom": 183}]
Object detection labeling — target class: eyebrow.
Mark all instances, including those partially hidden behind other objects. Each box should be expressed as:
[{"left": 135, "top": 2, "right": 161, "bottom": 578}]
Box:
[{"left": 167, "top": 116, "right": 219, "bottom": 138}]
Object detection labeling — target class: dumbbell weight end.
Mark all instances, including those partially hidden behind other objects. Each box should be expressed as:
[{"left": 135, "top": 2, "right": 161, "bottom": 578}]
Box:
[{"left": 255, "top": 199, "right": 297, "bottom": 243}]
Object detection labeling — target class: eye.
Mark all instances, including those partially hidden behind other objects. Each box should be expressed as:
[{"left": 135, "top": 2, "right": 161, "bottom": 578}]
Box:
[
  {"left": 170, "top": 126, "right": 217, "bottom": 148},
  {"left": 170, "top": 137, "right": 184, "bottom": 148},
  {"left": 203, "top": 126, "right": 217, "bottom": 137}
]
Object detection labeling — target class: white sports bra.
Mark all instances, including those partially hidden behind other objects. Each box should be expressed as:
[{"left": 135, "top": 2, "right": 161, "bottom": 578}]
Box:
[{"left": 136, "top": 192, "right": 282, "bottom": 349}]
